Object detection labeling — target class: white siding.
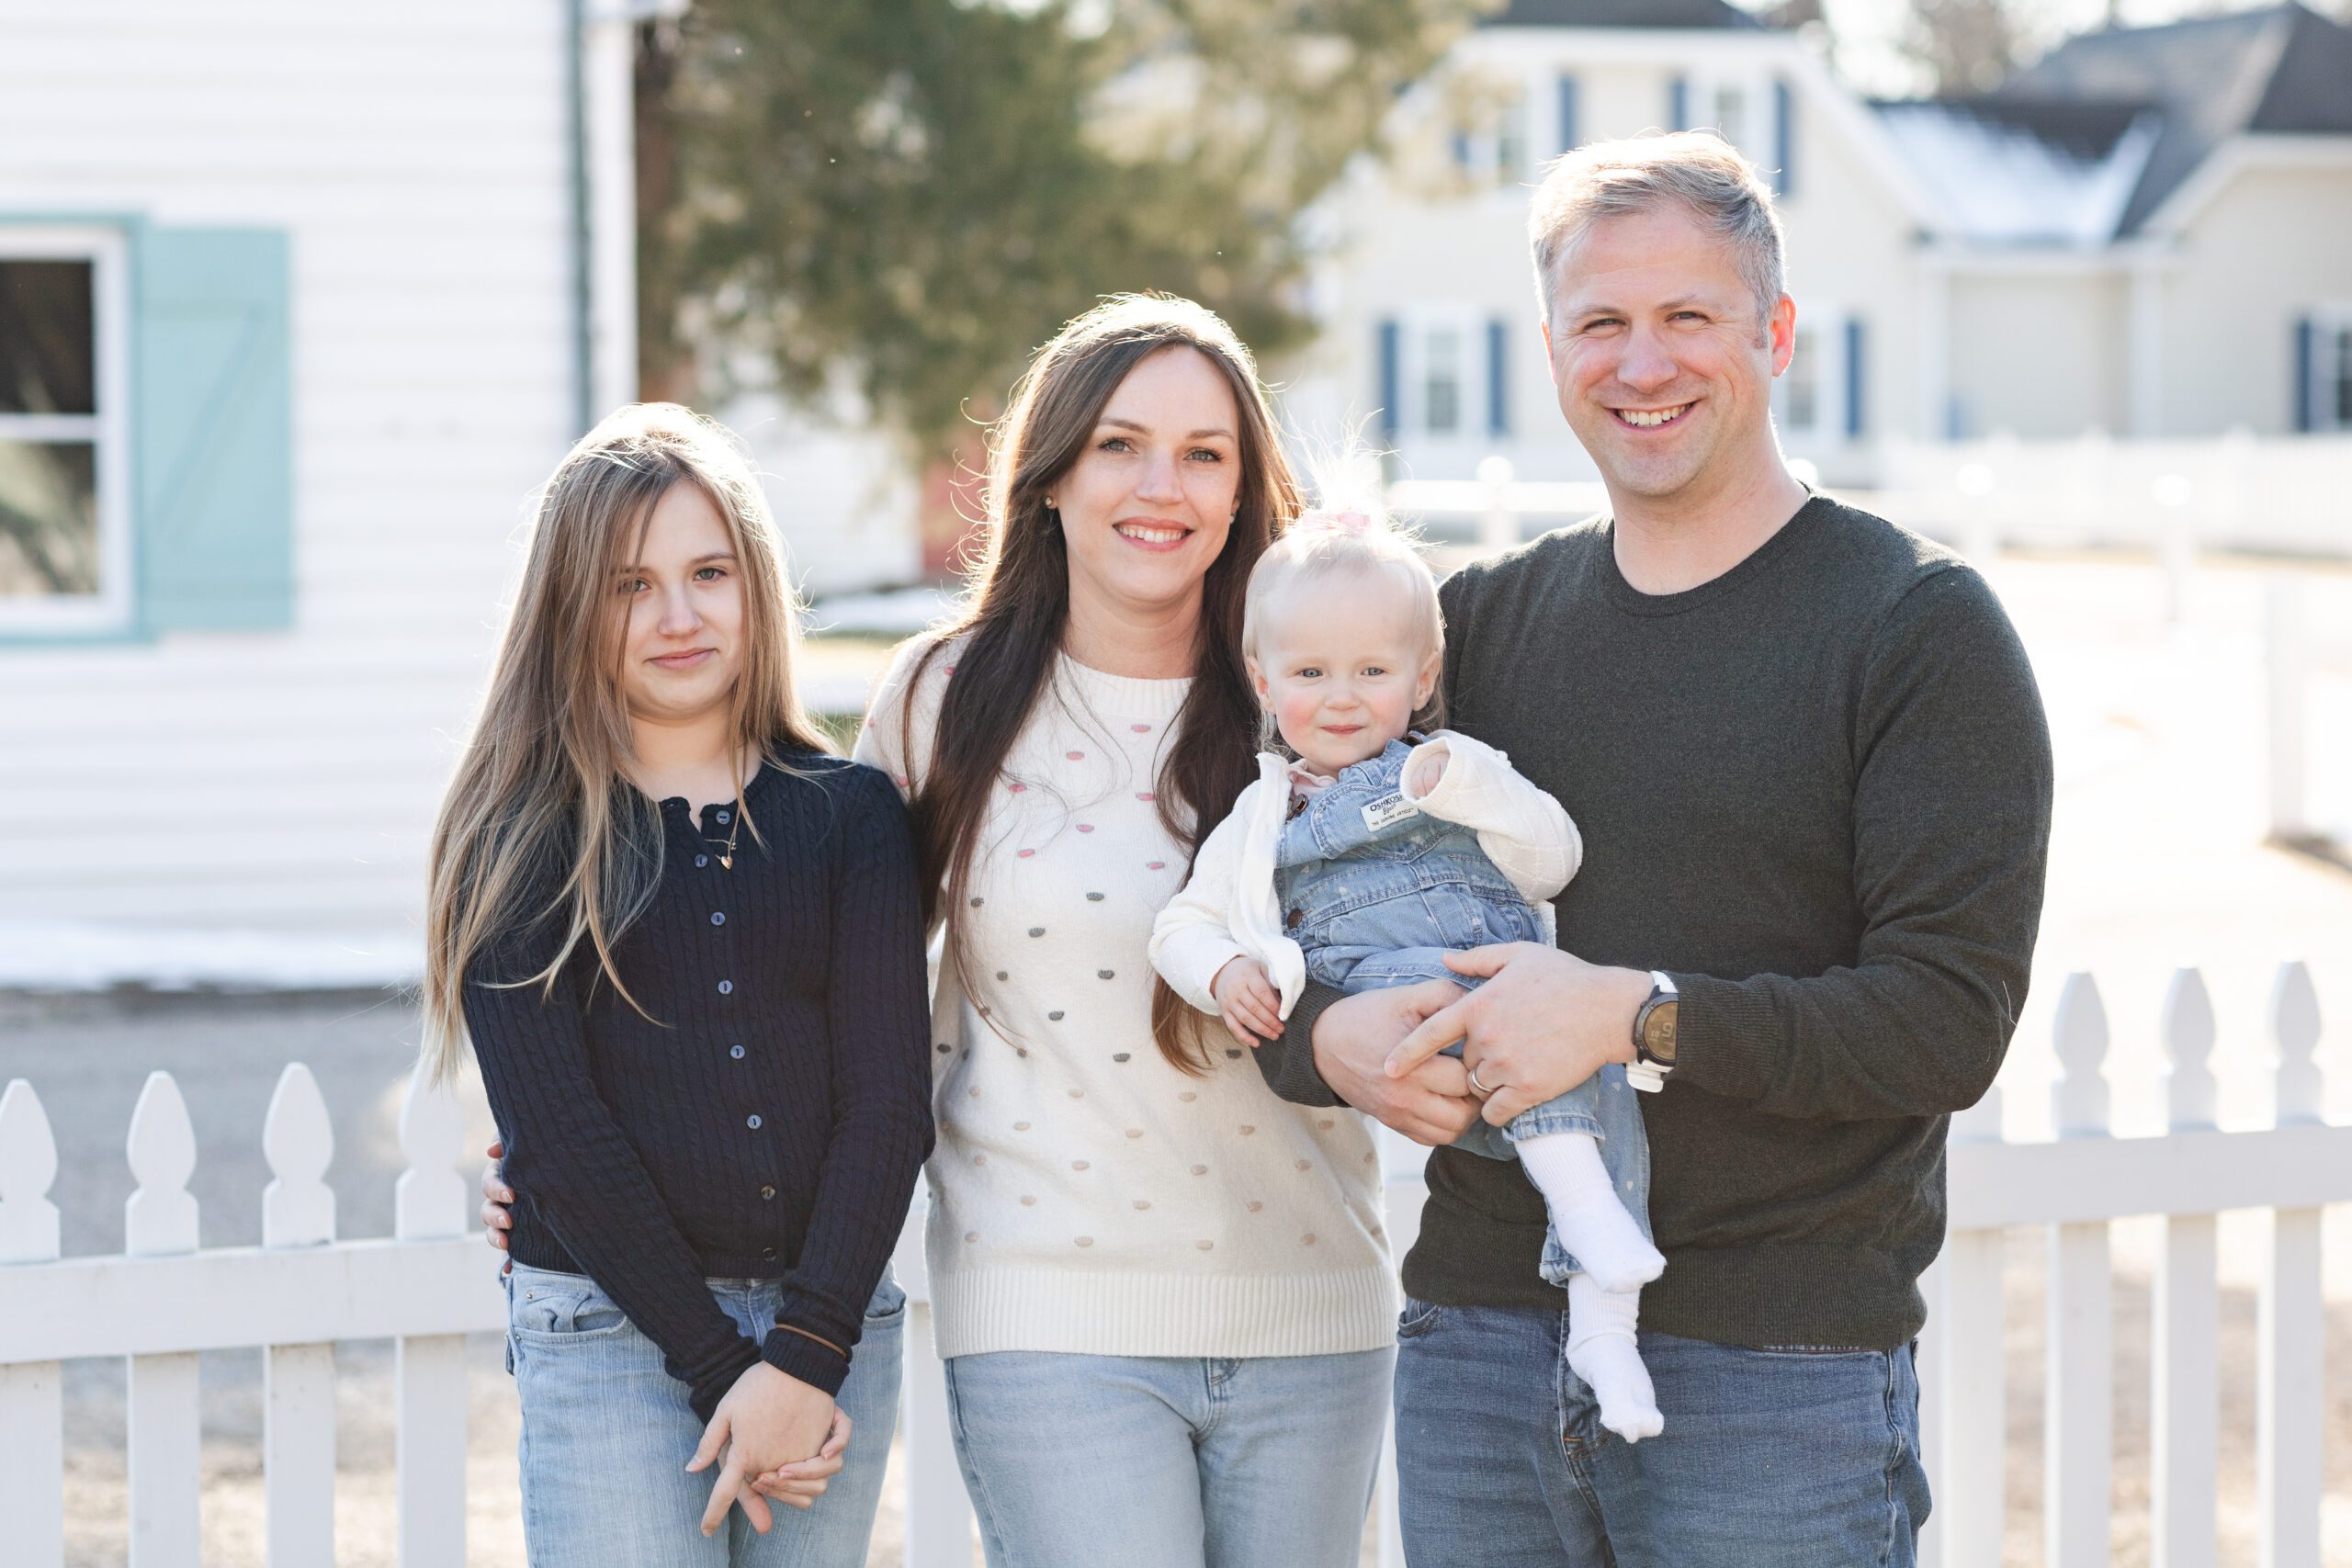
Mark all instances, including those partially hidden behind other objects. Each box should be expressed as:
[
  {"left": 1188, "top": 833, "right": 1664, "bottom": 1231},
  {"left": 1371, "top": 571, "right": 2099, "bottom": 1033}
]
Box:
[{"left": 0, "top": 2, "right": 576, "bottom": 940}]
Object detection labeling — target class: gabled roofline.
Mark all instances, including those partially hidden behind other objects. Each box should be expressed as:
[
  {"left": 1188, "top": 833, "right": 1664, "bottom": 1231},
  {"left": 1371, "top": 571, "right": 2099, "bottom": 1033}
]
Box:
[
  {"left": 1459, "top": 28, "right": 1944, "bottom": 232},
  {"left": 2137, "top": 132, "right": 2352, "bottom": 235}
]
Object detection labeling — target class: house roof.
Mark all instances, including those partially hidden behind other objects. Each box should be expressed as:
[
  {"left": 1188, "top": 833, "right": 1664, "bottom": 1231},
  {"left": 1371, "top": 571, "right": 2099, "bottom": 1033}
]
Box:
[
  {"left": 1873, "top": 97, "right": 2161, "bottom": 246},
  {"left": 1490, "top": 0, "right": 1767, "bottom": 28},
  {"left": 1987, "top": 2, "right": 2352, "bottom": 235}
]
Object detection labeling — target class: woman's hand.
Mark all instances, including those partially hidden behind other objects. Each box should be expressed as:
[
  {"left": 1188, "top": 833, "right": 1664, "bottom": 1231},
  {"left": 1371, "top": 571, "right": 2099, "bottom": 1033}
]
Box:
[
  {"left": 687, "top": 1360, "right": 837, "bottom": 1535},
  {"left": 1211, "top": 956, "right": 1283, "bottom": 1046},
  {"left": 749, "top": 1406, "right": 853, "bottom": 1508},
  {"left": 481, "top": 1141, "right": 514, "bottom": 1254}
]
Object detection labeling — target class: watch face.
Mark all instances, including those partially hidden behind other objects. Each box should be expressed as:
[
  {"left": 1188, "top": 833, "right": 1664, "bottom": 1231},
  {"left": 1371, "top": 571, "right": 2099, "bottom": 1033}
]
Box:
[{"left": 1642, "top": 1000, "right": 1679, "bottom": 1064}]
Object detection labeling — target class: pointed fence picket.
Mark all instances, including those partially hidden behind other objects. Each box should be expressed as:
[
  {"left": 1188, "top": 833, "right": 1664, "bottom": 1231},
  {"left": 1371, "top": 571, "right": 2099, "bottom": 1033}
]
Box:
[{"left": 0, "top": 961, "right": 2344, "bottom": 1567}]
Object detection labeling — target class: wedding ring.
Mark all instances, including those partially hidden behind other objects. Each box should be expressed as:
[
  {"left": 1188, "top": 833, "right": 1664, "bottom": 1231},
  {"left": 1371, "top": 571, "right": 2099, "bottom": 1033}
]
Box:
[{"left": 1466, "top": 1062, "right": 1496, "bottom": 1097}]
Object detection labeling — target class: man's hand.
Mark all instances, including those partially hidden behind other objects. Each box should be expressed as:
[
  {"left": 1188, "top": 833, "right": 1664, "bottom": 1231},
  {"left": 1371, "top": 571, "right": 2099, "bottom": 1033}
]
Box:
[
  {"left": 1211, "top": 956, "right": 1283, "bottom": 1046},
  {"left": 481, "top": 1142, "right": 513, "bottom": 1256},
  {"left": 750, "top": 1406, "right": 853, "bottom": 1509},
  {"left": 688, "top": 1360, "right": 836, "bottom": 1536},
  {"left": 1385, "top": 944, "right": 1647, "bottom": 1125},
  {"left": 1310, "top": 980, "right": 1479, "bottom": 1145}
]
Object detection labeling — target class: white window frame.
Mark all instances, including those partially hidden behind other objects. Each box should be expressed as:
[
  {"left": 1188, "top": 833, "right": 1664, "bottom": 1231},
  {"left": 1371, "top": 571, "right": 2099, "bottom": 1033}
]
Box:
[
  {"left": 1399, "top": 303, "right": 1499, "bottom": 463},
  {"left": 2311, "top": 303, "right": 2352, "bottom": 434},
  {"left": 1773, "top": 301, "right": 1850, "bottom": 451},
  {"left": 1682, "top": 65, "right": 1773, "bottom": 168},
  {"left": 0, "top": 224, "right": 132, "bottom": 634}
]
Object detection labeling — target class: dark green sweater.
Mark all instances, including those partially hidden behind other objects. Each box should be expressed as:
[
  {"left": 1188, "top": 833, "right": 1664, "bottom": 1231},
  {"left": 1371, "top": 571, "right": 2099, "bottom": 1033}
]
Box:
[{"left": 1258, "top": 495, "right": 2053, "bottom": 1351}]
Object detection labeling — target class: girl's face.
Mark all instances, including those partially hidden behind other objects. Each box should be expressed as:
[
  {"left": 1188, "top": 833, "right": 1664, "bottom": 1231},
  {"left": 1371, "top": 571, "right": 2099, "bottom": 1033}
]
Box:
[
  {"left": 1053, "top": 344, "right": 1244, "bottom": 626},
  {"left": 613, "top": 480, "right": 747, "bottom": 728},
  {"left": 1248, "top": 568, "right": 1439, "bottom": 775}
]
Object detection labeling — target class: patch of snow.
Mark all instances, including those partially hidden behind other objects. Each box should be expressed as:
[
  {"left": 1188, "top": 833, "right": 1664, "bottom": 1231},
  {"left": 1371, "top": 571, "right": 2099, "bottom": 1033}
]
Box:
[
  {"left": 804, "top": 584, "right": 961, "bottom": 639},
  {"left": 1877, "top": 105, "right": 2161, "bottom": 246},
  {"left": 0, "top": 921, "right": 422, "bottom": 992}
]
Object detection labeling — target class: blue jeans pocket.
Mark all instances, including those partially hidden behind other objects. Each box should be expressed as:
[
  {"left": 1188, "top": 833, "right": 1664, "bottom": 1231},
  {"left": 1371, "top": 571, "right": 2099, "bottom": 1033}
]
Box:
[
  {"left": 864, "top": 1275, "right": 908, "bottom": 1328},
  {"left": 1396, "top": 1298, "right": 1444, "bottom": 1340},
  {"left": 506, "top": 1267, "right": 629, "bottom": 1344}
]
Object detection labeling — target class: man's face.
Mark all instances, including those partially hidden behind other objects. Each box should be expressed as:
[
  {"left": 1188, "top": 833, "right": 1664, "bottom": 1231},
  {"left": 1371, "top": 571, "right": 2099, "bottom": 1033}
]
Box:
[{"left": 1540, "top": 204, "right": 1795, "bottom": 503}]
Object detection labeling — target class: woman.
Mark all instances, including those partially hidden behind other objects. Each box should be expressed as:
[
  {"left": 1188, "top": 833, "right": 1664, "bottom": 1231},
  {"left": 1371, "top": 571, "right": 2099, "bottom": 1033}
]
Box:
[
  {"left": 430, "top": 403, "right": 932, "bottom": 1565},
  {"left": 856, "top": 294, "right": 1395, "bottom": 1566},
  {"left": 483, "top": 302, "right": 1396, "bottom": 1566}
]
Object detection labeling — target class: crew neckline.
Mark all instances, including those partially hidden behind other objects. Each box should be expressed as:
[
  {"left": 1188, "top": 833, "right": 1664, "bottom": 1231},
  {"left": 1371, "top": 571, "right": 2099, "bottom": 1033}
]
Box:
[
  {"left": 1598, "top": 491, "right": 1828, "bottom": 618},
  {"left": 1056, "top": 650, "right": 1193, "bottom": 720}
]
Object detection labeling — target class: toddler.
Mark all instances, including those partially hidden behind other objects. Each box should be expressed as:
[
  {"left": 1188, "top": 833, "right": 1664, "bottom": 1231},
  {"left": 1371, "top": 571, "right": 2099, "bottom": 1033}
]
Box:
[{"left": 1148, "top": 508, "right": 1665, "bottom": 1441}]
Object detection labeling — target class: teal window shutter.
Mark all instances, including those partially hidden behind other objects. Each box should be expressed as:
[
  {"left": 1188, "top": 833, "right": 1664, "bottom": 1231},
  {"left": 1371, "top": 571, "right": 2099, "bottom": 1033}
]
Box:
[
  {"left": 1844, "top": 318, "right": 1868, "bottom": 438},
  {"left": 1668, "top": 76, "right": 1688, "bottom": 132},
  {"left": 1487, "top": 319, "right": 1510, "bottom": 437},
  {"left": 1773, "top": 79, "right": 1795, "bottom": 197},
  {"left": 1557, "top": 74, "right": 1579, "bottom": 153},
  {"left": 135, "top": 227, "right": 293, "bottom": 631}
]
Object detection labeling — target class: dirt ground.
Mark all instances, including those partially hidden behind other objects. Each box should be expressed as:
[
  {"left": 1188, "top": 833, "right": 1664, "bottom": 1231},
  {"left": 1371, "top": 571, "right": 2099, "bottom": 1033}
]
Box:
[{"left": 8, "top": 550, "right": 2352, "bottom": 1565}]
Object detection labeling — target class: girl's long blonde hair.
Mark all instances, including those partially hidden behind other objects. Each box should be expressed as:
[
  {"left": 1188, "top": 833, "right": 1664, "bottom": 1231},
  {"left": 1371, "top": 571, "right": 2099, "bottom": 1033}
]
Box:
[{"left": 420, "top": 403, "right": 832, "bottom": 1082}]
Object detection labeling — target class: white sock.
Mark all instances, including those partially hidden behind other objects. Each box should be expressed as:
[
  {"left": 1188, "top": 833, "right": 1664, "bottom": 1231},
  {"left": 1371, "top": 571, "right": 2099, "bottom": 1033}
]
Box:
[
  {"left": 1512, "top": 1131, "right": 1664, "bottom": 1293},
  {"left": 1566, "top": 1272, "right": 1664, "bottom": 1443}
]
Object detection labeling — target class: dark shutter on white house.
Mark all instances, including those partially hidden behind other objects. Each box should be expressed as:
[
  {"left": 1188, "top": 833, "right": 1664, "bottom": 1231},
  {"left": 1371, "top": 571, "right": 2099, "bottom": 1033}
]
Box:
[
  {"left": 1667, "top": 75, "right": 1688, "bottom": 132},
  {"left": 1773, "top": 79, "right": 1795, "bottom": 197},
  {"left": 1844, "top": 318, "right": 1868, "bottom": 439},
  {"left": 2293, "top": 315, "right": 2315, "bottom": 433},
  {"left": 1487, "top": 320, "right": 1510, "bottom": 438},
  {"left": 1557, "top": 74, "right": 1579, "bottom": 153},
  {"left": 1377, "top": 318, "right": 1401, "bottom": 440}
]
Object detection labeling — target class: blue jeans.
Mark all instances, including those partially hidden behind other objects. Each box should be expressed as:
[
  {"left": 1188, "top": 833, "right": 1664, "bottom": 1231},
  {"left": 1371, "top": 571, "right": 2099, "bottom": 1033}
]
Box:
[
  {"left": 943, "top": 1347, "right": 1395, "bottom": 1568},
  {"left": 504, "top": 1261, "right": 905, "bottom": 1568},
  {"left": 1392, "top": 1298, "right": 1928, "bottom": 1566}
]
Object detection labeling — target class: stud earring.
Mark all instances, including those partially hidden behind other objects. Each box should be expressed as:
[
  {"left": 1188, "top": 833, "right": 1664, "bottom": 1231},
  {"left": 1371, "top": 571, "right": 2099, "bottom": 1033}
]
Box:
[{"left": 1045, "top": 496, "right": 1057, "bottom": 511}]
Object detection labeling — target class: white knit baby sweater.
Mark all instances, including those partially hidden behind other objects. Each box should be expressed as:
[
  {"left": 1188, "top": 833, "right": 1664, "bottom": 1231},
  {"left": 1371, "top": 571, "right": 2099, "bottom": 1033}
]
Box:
[{"left": 856, "top": 637, "right": 1398, "bottom": 1361}]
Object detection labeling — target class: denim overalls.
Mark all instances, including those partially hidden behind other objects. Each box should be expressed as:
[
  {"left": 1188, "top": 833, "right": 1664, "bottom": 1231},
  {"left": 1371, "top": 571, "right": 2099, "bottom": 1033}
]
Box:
[{"left": 1272, "top": 738, "right": 1651, "bottom": 1285}]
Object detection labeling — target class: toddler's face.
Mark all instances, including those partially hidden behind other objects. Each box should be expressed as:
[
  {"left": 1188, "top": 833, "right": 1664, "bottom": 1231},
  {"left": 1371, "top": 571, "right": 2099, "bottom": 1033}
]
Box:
[{"left": 1248, "top": 571, "right": 1438, "bottom": 775}]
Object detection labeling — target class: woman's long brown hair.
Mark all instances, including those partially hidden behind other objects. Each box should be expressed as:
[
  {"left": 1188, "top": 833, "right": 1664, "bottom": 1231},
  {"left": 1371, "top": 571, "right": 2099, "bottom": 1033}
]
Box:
[
  {"left": 420, "top": 403, "right": 832, "bottom": 1082},
  {"left": 901, "top": 295, "right": 1298, "bottom": 1072}
]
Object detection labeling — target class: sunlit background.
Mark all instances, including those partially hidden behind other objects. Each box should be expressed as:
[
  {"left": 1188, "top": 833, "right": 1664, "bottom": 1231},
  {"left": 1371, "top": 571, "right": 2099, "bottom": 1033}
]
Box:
[{"left": 2, "top": 1, "right": 2348, "bottom": 1563}]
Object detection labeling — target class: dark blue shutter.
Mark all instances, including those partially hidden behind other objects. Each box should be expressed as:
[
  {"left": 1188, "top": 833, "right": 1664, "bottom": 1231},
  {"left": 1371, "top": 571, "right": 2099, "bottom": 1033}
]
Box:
[
  {"left": 2292, "top": 315, "right": 2315, "bottom": 433},
  {"left": 1451, "top": 131, "right": 1472, "bottom": 170},
  {"left": 1668, "top": 75, "right": 1688, "bottom": 132},
  {"left": 136, "top": 228, "right": 293, "bottom": 630},
  {"left": 1844, "top": 318, "right": 1867, "bottom": 439},
  {"left": 1487, "top": 320, "right": 1510, "bottom": 437},
  {"left": 1557, "top": 74, "right": 1579, "bottom": 153},
  {"left": 1773, "top": 79, "right": 1794, "bottom": 196},
  {"left": 1377, "top": 318, "right": 1401, "bottom": 440}
]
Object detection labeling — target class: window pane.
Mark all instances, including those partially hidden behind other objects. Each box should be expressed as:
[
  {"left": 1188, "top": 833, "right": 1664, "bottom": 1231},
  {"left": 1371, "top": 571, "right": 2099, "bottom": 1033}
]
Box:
[
  {"left": 1425, "top": 328, "right": 1461, "bottom": 434},
  {"left": 1785, "top": 328, "right": 1817, "bottom": 430},
  {"left": 0, "top": 261, "right": 96, "bottom": 415},
  {"left": 1714, "top": 87, "right": 1747, "bottom": 151},
  {"left": 0, "top": 439, "right": 99, "bottom": 596}
]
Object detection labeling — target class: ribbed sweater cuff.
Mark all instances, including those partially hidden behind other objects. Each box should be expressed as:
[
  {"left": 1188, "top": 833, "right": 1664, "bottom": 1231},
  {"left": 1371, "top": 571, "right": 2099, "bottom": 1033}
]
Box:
[
  {"left": 687, "top": 1336, "right": 765, "bottom": 1427},
  {"left": 762, "top": 1325, "right": 850, "bottom": 1398},
  {"left": 1667, "top": 971, "right": 1775, "bottom": 1101}
]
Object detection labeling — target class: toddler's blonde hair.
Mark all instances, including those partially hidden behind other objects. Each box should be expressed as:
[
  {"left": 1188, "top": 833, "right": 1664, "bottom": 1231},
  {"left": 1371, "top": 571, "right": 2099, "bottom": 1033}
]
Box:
[{"left": 1241, "top": 502, "right": 1447, "bottom": 745}]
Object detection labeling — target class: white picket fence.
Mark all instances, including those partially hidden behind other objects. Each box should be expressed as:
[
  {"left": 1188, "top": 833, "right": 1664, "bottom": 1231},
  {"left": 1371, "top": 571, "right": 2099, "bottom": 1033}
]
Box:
[{"left": 1, "top": 961, "right": 2345, "bottom": 1567}]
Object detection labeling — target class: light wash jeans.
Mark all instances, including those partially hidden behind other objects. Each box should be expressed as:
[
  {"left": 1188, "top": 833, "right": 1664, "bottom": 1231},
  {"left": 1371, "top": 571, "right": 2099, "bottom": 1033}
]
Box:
[
  {"left": 503, "top": 1260, "right": 904, "bottom": 1568},
  {"left": 942, "top": 1347, "right": 1395, "bottom": 1568},
  {"left": 1275, "top": 739, "right": 1651, "bottom": 1285},
  {"left": 1392, "top": 1296, "right": 1928, "bottom": 1566}
]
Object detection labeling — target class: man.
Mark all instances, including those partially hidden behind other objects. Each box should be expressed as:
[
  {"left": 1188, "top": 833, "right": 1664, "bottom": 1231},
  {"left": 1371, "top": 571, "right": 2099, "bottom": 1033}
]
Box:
[{"left": 1254, "top": 133, "right": 2053, "bottom": 1564}]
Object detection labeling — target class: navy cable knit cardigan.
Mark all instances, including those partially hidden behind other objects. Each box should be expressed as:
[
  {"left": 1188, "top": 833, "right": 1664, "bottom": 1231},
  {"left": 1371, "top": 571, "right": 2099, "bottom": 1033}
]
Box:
[{"left": 463, "top": 753, "right": 933, "bottom": 1421}]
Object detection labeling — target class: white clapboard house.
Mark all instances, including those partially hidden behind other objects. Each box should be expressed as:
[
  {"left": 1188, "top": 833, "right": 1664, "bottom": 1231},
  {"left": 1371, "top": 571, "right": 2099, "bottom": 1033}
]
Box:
[
  {"left": 1281, "top": 0, "right": 2352, "bottom": 489},
  {"left": 0, "top": 3, "right": 662, "bottom": 971}
]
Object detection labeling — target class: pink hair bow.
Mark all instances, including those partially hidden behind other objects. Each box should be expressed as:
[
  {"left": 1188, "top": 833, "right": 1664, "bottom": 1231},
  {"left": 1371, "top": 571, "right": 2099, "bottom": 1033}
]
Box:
[{"left": 1304, "top": 509, "right": 1372, "bottom": 535}]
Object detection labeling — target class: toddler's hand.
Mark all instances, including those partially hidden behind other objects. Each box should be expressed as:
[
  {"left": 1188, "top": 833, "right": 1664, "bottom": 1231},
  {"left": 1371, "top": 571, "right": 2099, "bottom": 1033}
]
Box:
[
  {"left": 1211, "top": 956, "right": 1283, "bottom": 1046},
  {"left": 1404, "top": 741, "right": 1451, "bottom": 798}
]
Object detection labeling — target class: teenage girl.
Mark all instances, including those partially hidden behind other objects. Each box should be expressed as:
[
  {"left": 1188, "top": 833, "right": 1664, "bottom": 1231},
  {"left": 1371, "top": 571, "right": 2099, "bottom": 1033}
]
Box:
[{"left": 423, "top": 403, "right": 932, "bottom": 1566}]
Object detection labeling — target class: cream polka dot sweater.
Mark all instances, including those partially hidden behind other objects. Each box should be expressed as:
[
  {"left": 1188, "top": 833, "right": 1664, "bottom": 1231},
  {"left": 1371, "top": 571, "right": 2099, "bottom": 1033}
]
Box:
[{"left": 855, "top": 637, "right": 1398, "bottom": 1361}]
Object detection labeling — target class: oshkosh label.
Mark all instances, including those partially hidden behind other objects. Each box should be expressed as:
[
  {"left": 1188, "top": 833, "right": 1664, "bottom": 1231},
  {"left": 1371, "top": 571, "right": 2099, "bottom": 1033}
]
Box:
[{"left": 1360, "top": 792, "right": 1420, "bottom": 833}]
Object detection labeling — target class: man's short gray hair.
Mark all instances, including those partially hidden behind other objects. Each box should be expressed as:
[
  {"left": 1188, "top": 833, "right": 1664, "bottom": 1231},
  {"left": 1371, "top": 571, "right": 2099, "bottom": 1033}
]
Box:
[{"left": 1528, "top": 131, "right": 1787, "bottom": 332}]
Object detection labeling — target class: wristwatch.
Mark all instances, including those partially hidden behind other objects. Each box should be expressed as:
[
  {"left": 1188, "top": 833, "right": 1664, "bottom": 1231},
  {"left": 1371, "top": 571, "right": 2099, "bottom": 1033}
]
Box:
[{"left": 1625, "top": 971, "right": 1679, "bottom": 1093}]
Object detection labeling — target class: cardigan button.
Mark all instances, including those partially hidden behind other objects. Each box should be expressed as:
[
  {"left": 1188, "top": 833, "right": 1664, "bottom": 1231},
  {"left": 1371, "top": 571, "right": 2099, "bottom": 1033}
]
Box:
[
  {"left": 760, "top": 1246, "right": 776, "bottom": 1260},
  {"left": 760, "top": 1185, "right": 776, "bottom": 1201},
  {"left": 718, "top": 979, "right": 732, "bottom": 995},
  {"left": 716, "top": 810, "right": 731, "bottom": 824},
  {"left": 729, "top": 1044, "right": 745, "bottom": 1060},
  {"left": 710, "top": 911, "right": 726, "bottom": 927},
  {"left": 745, "top": 1114, "right": 763, "bottom": 1130}
]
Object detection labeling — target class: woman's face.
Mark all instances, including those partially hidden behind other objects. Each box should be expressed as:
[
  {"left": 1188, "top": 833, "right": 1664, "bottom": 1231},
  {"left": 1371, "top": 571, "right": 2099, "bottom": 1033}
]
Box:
[
  {"left": 612, "top": 480, "right": 747, "bottom": 727},
  {"left": 1052, "top": 344, "right": 1245, "bottom": 626}
]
